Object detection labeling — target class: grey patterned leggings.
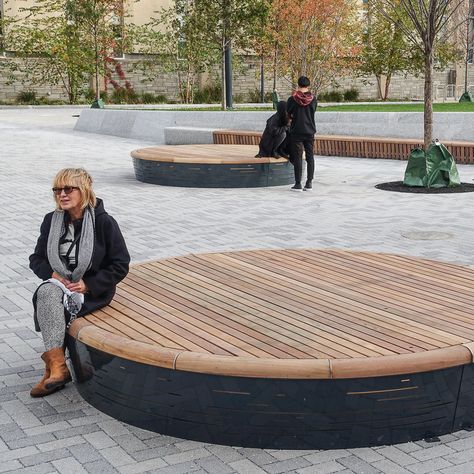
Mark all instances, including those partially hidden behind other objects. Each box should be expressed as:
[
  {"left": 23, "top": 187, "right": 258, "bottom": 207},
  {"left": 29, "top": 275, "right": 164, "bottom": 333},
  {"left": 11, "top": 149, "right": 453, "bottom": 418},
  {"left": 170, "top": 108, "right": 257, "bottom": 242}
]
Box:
[{"left": 36, "top": 283, "right": 67, "bottom": 351}]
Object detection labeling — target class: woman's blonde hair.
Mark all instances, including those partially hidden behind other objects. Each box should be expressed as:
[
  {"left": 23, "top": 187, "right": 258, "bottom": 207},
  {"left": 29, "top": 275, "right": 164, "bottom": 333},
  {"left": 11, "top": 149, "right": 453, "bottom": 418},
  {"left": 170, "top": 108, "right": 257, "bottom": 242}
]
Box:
[{"left": 53, "top": 168, "right": 97, "bottom": 210}]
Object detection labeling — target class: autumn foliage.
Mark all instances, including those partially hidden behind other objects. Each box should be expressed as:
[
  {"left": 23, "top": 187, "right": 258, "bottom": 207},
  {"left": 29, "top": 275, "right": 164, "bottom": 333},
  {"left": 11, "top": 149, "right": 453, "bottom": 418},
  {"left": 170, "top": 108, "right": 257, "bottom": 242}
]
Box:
[{"left": 266, "top": 0, "right": 361, "bottom": 92}]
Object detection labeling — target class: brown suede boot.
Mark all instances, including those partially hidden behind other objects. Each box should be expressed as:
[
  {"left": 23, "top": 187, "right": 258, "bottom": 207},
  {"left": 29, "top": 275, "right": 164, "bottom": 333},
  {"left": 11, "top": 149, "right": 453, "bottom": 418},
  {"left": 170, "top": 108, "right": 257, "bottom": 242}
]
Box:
[
  {"left": 42, "top": 347, "right": 72, "bottom": 390},
  {"left": 30, "top": 363, "right": 53, "bottom": 397}
]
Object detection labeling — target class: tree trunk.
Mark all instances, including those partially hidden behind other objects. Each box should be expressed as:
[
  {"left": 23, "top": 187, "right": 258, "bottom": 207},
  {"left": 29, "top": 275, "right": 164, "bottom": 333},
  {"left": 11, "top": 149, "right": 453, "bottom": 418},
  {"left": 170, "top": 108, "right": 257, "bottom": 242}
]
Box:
[
  {"left": 376, "top": 75, "right": 383, "bottom": 100},
  {"left": 384, "top": 74, "right": 391, "bottom": 101},
  {"left": 423, "top": 47, "right": 434, "bottom": 151}
]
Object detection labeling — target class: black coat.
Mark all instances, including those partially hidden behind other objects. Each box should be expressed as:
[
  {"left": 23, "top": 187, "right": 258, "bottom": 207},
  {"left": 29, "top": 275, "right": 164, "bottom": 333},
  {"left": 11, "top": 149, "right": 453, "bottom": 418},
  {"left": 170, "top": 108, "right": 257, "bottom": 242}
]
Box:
[
  {"left": 258, "top": 101, "right": 290, "bottom": 156},
  {"left": 287, "top": 92, "right": 317, "bottom": 138},
  {"left": 29, "top": 198, "right": 130, "bottom": 331}
]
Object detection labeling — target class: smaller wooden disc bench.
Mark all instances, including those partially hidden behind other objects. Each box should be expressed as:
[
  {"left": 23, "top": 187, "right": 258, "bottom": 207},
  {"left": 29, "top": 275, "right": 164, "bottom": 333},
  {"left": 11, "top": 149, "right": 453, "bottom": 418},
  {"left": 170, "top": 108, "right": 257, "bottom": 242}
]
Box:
[
  {"left": 67, "top": 249, "right": 474, "bottom": 449},
  {"left": 131, "top": 144, "right": 293, "bottom": 188}
]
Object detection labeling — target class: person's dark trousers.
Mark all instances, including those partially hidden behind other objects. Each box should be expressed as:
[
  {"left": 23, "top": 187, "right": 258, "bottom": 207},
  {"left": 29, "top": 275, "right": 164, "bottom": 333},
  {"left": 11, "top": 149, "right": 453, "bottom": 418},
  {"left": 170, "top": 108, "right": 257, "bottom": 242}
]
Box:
[{"left": 290, "top": 136, "right": 315, "bottom": 184}]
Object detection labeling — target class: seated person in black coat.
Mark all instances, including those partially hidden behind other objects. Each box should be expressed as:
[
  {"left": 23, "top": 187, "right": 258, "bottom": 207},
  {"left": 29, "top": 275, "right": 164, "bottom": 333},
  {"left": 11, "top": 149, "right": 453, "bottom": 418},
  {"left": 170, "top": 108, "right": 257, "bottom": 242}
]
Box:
[
  {"left": 29, "top": 168, "right": 130, "bottom": 398},
  {"left": 255, "top": 101, "right": 290, "bottom": 158}
]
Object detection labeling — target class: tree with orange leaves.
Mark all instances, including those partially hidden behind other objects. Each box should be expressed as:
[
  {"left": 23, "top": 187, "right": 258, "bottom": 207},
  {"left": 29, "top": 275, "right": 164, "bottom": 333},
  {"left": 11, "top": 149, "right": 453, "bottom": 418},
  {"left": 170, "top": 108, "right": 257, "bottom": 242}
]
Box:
[{"left": 266, "top": 0, "right": 361, "bottom": 92}]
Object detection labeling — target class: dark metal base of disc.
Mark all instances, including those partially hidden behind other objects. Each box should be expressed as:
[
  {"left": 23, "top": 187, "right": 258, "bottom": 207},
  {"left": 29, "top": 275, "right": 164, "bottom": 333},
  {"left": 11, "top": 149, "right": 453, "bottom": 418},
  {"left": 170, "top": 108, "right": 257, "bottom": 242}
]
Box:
[
  {"left": 133, "top": 157, "right": 294, "bottom": 188},
  {"left": 66, "top": 337, "right": 474, "bottom": 449}
]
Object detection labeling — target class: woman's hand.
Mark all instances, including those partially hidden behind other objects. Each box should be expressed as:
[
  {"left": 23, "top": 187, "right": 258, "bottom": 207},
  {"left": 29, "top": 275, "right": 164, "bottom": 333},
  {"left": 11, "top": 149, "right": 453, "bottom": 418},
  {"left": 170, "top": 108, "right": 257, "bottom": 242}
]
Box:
[
  {"left": 65, "top": 279, "right": 88, "bottom": 294},
  {"left": 51, "top": 271, "right": 69, "bottom": 286}
]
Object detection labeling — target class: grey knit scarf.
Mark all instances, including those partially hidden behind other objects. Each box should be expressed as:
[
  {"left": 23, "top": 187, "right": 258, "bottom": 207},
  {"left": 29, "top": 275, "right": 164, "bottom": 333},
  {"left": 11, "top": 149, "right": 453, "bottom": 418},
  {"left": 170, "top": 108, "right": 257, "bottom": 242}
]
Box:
[{"left": 47, "top": 206, "right": 95, "bottom": 282}]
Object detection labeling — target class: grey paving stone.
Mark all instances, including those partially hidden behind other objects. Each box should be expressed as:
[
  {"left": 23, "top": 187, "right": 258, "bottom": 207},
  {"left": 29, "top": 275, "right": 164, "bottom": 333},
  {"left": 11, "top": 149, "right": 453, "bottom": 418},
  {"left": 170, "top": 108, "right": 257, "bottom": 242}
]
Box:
[
  {"left": 20, "top": 447, "right": 72, "bottom": 467},
  {"left": 132, "top": 446, "right": 180, "bottom": 462},
  {"left": 375, "top": 447, "right": 418, "bottom": 467},
  {"left": 0, "top": 445, "right": 38, "bottom": 462},
  {"left": 406, "top": 458, "right": 454, "bottom": 474},
  {"left": 117, "top": 458, "right": 168, "bottom": 473},
  {"left": 52, "top": 422, "right": 101, "bottom": 439},
  {"left": 83, "top": 431, "right": 117, "bottom": 450},
  {"left": 161, "top": 447, "right": 210, "bottom": 466},
  {"left": 296, "top": 460, "right": 347, "bottom": 474},
  {"left": 6, "top": 432, "right": 56, "bottom": 450},
  {"left": 263, "top": 456, "right": 312, "bottom": 473},
  {"left": 51, "top": 456, "right": 88, "bottom": 473},
  {"left": 83, "top": 460, "right": 119, "bottom": 474},
  {"left": 236, "top": 448, "right": 277, "bottom": 466},
  {"left": 410, "top": 445, "right": 456, "bottom": 461},
  {"left": 0, "top": 460, "right": 22, "bottom": 473},
  {"left": 349, "top": 448, "right": 386, "bottom": 463},
  {"left": 99, "top": 446, "right": 137, "bottom": 468},
  {"left": 98, "top": 420, "right": 132, "bottom": 438},
  {"left": 303, "top": 450, "right": 352, "bottom": 464},
  {"left": 371, "top": 459, "right": 412, "bottom": 474},
  {"left": 228, "top": 458, "right": 268, "bottom": 474},
  {"left": 150, "top": 461, "right": 201, "bottom": 473},
  {"left": 114, "top": 434, "right": 149, "bottom": 453},
  {"left": 338, "top": 455, "right": 381, "bottom": 473},
  {"left": 10, "top": 462, "right": 57, "bottom": 474},
  {"left": 195, "top": 455, "right": 236, "bottom": 473},
  {"left": 205, "top": 445, "right": 246, "bottom": 464},
  {"left": 439, "top": 463, "right": 474, "bottom": 474},
  {"left": 37, "top": 435, "right": 86, "bottom": 453},
  {"left": 68, "top": 443, "right": 105, "bottom": 464}
]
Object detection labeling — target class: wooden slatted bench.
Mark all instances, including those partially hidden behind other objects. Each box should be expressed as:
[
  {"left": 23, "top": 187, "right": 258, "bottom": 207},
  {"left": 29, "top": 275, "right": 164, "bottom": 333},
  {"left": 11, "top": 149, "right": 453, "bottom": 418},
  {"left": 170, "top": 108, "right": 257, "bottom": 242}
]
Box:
[
  {"left": 213, "top": 130, "right": 474, "bottom": 163},
  {"left": 67, "top": 249, "right": 474, "bottom": 449},
  {"left": 131, "top": 144, "right": 293, "bottom": 187}
]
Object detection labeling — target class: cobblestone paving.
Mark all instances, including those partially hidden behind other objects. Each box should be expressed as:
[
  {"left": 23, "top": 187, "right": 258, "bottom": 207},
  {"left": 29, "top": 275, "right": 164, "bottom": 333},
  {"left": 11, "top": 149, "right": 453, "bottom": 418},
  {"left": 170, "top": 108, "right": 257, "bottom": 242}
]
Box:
[{"left": 2, "top": 108, "right": 474, "bottom": 474}]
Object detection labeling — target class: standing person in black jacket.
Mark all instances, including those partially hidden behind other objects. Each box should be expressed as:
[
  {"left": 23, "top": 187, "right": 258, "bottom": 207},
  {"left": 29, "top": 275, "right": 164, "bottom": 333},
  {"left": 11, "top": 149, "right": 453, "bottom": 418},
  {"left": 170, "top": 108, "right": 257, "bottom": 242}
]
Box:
[
  {"left": 29, "top": 168, "right": 130, "bottom": 397},
  {"left": 287, "top": 76, "right": 317, "bottom": 191}
]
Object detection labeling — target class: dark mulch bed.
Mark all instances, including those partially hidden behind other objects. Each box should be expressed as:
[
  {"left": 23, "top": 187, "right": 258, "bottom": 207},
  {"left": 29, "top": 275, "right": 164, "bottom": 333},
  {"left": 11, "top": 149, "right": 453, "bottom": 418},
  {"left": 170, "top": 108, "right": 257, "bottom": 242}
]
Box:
[{"left": 376, "top": 181, "right": 474, "bottom": 193}]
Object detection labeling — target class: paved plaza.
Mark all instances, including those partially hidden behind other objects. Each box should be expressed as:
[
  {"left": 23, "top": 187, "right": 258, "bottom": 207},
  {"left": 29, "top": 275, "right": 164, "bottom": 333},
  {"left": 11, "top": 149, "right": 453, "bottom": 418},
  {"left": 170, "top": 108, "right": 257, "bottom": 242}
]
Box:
[{"left": 2, "top": 107, "right": 474, "bottom": 473}]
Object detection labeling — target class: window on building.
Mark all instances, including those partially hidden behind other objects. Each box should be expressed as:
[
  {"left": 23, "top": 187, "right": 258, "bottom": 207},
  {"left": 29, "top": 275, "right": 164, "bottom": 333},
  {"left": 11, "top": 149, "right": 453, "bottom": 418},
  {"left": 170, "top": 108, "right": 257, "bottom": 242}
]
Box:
[{"left": 111, "top": 1, "right": 124, "bottom": 59}]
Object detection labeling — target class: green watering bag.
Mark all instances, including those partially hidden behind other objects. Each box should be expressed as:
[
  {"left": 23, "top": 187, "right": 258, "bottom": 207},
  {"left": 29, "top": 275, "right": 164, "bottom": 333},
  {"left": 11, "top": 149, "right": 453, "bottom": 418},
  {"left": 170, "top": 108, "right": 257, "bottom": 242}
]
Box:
[{"left": 403, "top": 142, "right": 460, "bottom": 188}]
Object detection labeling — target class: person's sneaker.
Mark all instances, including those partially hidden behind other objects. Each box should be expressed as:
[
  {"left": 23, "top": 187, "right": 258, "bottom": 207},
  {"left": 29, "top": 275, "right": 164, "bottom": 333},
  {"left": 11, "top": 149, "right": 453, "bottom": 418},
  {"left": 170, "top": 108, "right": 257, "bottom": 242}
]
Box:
[
  {"left": 304, "top": 180, "right": 313, "bottom": 191},
  {"left": 254, "top": 153, "right": 262, "bottom": 158},
  {"left": 291, "top": 183, "right": 303, "bottom": 192}
]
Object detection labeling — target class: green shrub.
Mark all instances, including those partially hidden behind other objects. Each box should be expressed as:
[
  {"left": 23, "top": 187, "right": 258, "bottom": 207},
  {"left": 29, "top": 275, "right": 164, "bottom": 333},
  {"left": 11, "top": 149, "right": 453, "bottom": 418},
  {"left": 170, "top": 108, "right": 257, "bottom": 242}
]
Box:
[
  {"left": 193, "top": 83, "right": 221, "bottom": 104},
  {"left": 247, "top": 88, "right": 273, "bottom": 103},
  {"left": 325, "top": 90, "right": 343, "bottom": 102},
  {"left": 343, "top": 88, "right": 359, "bottom": 101},
  {"left": 84, "top": 89, "right": 108, "bottom": 102},
  {"left": 141, "top": 92, "right": 156, "bottom": 104},
  {"left": 111, "top": 87, "right": 139, "bottom": 104},
  {"left": 140, "top": 92, "right": 167, "bottom": 104},
  {"left": 16, "top": 90, "right": 37, "bottom": 104},
  {"left": 233, "top": 93, "right": 244, "bottom": 103}
]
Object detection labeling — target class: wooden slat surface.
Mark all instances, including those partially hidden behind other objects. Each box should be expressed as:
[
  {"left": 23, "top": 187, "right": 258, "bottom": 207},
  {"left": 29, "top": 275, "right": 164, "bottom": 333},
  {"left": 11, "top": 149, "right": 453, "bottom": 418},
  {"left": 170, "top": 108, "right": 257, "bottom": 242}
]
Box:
[
  {"left": 212, "top": 130, "right": 474, "bottom": 163},
  {"left": 131, "top": 145, "right": 283, "bottom": 164},
  {"left": 70, "top": 250, "right": 474, "bottom": 378}
]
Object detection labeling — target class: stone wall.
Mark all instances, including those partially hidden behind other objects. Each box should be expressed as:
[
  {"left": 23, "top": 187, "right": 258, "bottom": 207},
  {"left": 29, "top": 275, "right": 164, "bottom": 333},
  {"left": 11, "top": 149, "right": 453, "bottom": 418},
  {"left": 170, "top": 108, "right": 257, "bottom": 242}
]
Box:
[
  {"left": 2, "top": 53, "right": 474, "bottom": 103},
  {"left": 0, "top": 57, "right": 66, "bottom": 102}
]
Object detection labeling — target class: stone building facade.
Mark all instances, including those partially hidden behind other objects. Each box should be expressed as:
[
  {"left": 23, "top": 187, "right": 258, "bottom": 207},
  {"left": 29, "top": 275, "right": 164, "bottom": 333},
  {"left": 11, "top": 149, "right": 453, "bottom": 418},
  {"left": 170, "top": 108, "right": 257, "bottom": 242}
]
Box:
[{"left": 1, "top": 0, "right": 473, "bottom": 103}]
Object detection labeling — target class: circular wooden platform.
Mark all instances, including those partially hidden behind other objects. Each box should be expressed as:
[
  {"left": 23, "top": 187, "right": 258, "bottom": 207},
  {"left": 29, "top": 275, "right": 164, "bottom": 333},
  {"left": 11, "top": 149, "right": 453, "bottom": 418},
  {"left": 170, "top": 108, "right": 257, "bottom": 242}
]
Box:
[
  {"left": 131, "top": 144, "right": 294, "bottom": 188},
  {"left": 67, "top": 249, "right": 474, "bottom": 449}
]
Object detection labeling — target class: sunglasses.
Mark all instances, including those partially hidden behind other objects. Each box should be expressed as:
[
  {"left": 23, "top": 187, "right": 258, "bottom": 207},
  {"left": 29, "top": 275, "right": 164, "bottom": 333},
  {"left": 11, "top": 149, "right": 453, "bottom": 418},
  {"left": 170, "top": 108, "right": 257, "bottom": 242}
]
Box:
[{"left": 52, "top": 186, "right": 79, "bottom": 196}]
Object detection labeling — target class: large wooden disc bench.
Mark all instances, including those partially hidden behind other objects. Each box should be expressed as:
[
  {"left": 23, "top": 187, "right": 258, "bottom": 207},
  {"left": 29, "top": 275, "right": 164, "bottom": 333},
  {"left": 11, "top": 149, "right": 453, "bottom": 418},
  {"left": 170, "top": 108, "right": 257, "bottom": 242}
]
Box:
[
  {"left": 67, "top": 249, "right": 474, "bottom": 449},
  {"left": 131, "top": 144, "right": 293, "bottom": 188}
]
